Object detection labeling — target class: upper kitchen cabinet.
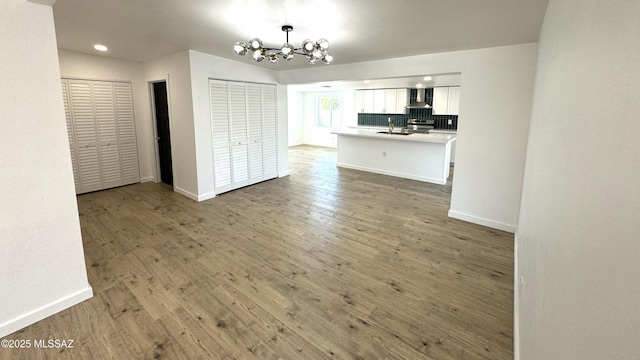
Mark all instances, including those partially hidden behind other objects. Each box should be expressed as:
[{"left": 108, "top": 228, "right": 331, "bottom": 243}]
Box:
[
  {"left": 432, "top": 86, "right": 460, "bottom": 115},
  {"left": 355, "top": 89, "right": 408, "bottom": 114},
  {"left": 373, "top": 89, "right": 385, "bottom": 113}
]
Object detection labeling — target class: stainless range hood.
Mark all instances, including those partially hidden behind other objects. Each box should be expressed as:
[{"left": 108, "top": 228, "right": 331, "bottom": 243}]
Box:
[{"left": 405, "top": 88, "right": 432, "bottom": 109}]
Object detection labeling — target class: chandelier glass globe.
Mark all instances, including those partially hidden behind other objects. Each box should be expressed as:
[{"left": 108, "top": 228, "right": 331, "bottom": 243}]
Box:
[{"left": 233, "top": 25, "right": 333, "bottom": 65}]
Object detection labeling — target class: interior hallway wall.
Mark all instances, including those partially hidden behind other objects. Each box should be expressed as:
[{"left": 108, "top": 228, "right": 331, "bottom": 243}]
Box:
[
  {"left": 516, "top": 0, "right": 640, "bottom": 358},
  {"left": 143, "top": 50, "right": 198, "bottom": 200},
  {"left": 58, "top": 50, "right": 155, "bottom": 183},
  {"left": 0, "top": 0, "right": 92, "bottom": 338}
]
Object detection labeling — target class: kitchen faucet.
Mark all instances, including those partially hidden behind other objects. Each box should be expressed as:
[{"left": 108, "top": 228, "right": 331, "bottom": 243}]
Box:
[{"left": 388, "top": 117, "right": 394, "bottom": 133}]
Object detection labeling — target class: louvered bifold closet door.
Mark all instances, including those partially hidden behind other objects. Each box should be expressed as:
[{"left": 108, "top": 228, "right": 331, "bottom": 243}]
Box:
[
  {"left": 229, "top": 83, "right": 249, "bottom": 188},
  {"left": 246, "top": 84, "right": 264, "bottom": 184},
  {"left": 209, "top": 80, "right": 233, "bottom": 194},
  {"left": 65, "top": 78, "right": 140, "bottom": 194},
  {"left": 209, "top": 79, "right": 278, "bottom": 195},
  {"left": 261, "top": 85, "right": 278, "bottom": 179},
  {"left": 61, "top": 80, "right": 80, "bottom": 193},
  {"left": 114, "top": 82, "right": 140, "bottom": 185},
  {"left": 68, "top": 80, "right": 102, "bottom": 193},
  {"left": 93, "top": 82, "right": 123, "bottom": 189}
]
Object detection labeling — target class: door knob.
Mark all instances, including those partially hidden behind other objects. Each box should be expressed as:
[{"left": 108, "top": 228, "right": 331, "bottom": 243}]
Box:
[{"left": 156, "top": 136, "right": 160, "bottom": 141}]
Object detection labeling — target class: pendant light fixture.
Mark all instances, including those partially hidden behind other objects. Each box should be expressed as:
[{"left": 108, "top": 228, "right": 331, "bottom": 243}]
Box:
[{"left": 233, "top": 25, "right": 333, "bottom": 64}]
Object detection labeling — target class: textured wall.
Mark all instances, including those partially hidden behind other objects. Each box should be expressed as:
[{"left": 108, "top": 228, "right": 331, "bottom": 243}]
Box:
[
  {"left": 516, "top": 0, "right": 640, "bottom": 358},
  {"left": 0, "top": 0, "right": 91, "bottom": 337}
]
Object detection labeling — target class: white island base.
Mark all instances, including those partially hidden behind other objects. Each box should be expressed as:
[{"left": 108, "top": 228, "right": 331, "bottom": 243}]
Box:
[{"left": 334, "top": 130, "right": 456, "bottom": 185}]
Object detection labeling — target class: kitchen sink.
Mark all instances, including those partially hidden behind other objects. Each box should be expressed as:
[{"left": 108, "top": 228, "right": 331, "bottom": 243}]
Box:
[{"left": 377, "top": 131, "right": 411, "bottom": 136}]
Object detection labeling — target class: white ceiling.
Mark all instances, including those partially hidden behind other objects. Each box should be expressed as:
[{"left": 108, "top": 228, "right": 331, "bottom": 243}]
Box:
[{"left": 52, "top": 0, "right": 549, "bottom": 71}]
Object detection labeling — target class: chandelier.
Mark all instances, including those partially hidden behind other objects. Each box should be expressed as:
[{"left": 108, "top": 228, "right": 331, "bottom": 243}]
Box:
[{"left": 233, "top": 25, "right": 333, "bottom": 64}]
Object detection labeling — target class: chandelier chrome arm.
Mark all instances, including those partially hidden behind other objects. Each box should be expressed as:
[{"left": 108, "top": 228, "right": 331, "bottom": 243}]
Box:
[{"left": 233, "top": 25, "right": 333, "bottom": 64}]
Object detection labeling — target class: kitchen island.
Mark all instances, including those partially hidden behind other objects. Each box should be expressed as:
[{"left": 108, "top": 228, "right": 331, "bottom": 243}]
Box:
[{"left": 332, "top": 128, "right": 457, "bottom": 185}]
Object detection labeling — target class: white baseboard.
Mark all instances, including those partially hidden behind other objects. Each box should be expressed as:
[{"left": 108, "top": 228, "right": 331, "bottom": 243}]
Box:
[
  {"left": 0, "top": 285, "right": 93, "bottom": 338},
  {"left": 174, "top": 187, "right": 198, "bottom": 201},
  {"left": 337, "top": 163, "right": 446, "bottom": 185},
  {"left": 197, "top": 192, "right": 216, "bottom": 202},
  {"left": 140, "top": 176, "right": 155, "bottom": 183},
  {"left": 448, "top": 210, "right": 516, "bottom": 233}
]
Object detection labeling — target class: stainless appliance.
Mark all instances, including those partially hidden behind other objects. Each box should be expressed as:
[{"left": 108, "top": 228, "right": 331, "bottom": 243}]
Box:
[
  {"left": 405, "top": 88, "right": 432, "bottom": 109},
  {"left": 405, "top": 119, "right": 434, "bottom": 133}
]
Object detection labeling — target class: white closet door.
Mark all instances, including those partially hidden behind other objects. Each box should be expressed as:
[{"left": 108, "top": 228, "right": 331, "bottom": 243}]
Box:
[
  {"left": 209, "top": 80, "right": 232, "bottom": 194},
  {"left": 229, "top": 83, "right": 249, "bottom": 188},
  {"left": 93, "top": 82, "right": 123, "bottom": 189},
  {"left": 246, "top": 84, "right": 264, "bottom": 183},
  {"left": 114, "top": 82, "right": 140, "bottom": 185},
  {"left": 69, "top": 80, "right": 102, "bottom": 193},
  {"left": 61, "top": 80, "right": 80, "bottom": 193},
  {"left": 209, "top": 79, "right": 278, "bottom": 195},
  {"left": 261, "top": 85, "right": 278, "bottom": 179}
]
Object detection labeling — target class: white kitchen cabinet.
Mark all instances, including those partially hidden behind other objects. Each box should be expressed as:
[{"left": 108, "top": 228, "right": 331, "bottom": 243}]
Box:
[
  {"left": 432, "top": 87, "right": 449, "bottom": 115},
  {"left": 383, "top": 89, "right": 396, "bottom": 113},
  {"left": 62, "top": 78, "right": 140, "bottom": 194},
  {"left": 372, "top": 89, "right": 385, "bottom": 113},
  {"left": 447, "top": 87, "right": 460, "bottom": 115},
  {"left": 432, "top": 86, "right": 460, "bottom": 115},
  {"left": 383, "top": 88, "right": 409, "bottom": 114},
  {"left": 354, "top": 90, "right": 364, "bottom": 113},
  {"left": 209, "top": 79, "right": 278, "bottom": 195},
  {"left": 363, "top": 90, "right": 374, "bottom": 112},
  {"left": 355, "top": 89, "right": 408, "bottom": 114},
  {"left": 395, "top": 89, "right": 409, "bottom": 113},
  {"left": 355, "top": 90, "right": 375, "bottom": 113}
]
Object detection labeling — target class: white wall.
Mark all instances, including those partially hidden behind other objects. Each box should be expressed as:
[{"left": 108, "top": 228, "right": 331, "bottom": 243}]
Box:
[
  {"left": 58, "top": 50, "right": 155, "bottom": 183},
  {"left": 0, "top": 0, "right": 92, "bottom": 338},
  {"left": 287, "top": 90, "right": 304, "bottom": 146},
  {"left": 188, "top": 50, "right": 288, "bottom": 200},
  {"left": 279, "top": 44, "right": 537, "bottom": 232},
  {"left": 143, "top": 51, "right": 198, "bottom": 200},
  {"left": 516, "top": 1, "right": 640, "bottom": 358}
]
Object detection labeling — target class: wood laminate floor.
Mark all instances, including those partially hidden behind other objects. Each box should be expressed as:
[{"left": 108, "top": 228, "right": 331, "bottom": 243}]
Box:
[{"left": 2, "top": 145, "right": 513, "bottom": 359}]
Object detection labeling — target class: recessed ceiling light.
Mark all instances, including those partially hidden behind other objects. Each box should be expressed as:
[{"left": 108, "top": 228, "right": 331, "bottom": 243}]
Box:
[
  {"left": 423, "top": 76, "right": 433, "bottom": 81},
  {"left": 94, "top": 44, "right": 108, "bottom": 52},
  {"left": 363, "top": 80, "right": 370, "bottom": 84},
  {"left": 416, "top": 83, "right": 423, "bottom": 88}
]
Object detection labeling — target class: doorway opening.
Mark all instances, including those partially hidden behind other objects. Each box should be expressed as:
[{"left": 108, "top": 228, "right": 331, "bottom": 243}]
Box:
[{"left": 152, "top": 81, "right": 173, "bottom": 186}]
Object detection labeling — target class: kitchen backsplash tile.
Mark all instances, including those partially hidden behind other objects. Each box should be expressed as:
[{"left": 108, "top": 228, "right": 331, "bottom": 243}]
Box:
[{"left": 357, "top": 88, "right": 458, "bottom": 130}]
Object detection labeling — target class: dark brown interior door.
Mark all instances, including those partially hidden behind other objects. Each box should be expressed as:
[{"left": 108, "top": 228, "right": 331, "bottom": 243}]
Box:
[{"left": 153, "top": 81, "right": 173, "bottom": 186}]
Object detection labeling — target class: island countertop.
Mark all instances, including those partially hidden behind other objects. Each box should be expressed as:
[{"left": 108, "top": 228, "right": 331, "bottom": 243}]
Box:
[
  {"left": 332, "top": 128, "right": 457, "bottom": 144},
  {"left": 332, "top": 128, "right": 455, "bottom": 185}
]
